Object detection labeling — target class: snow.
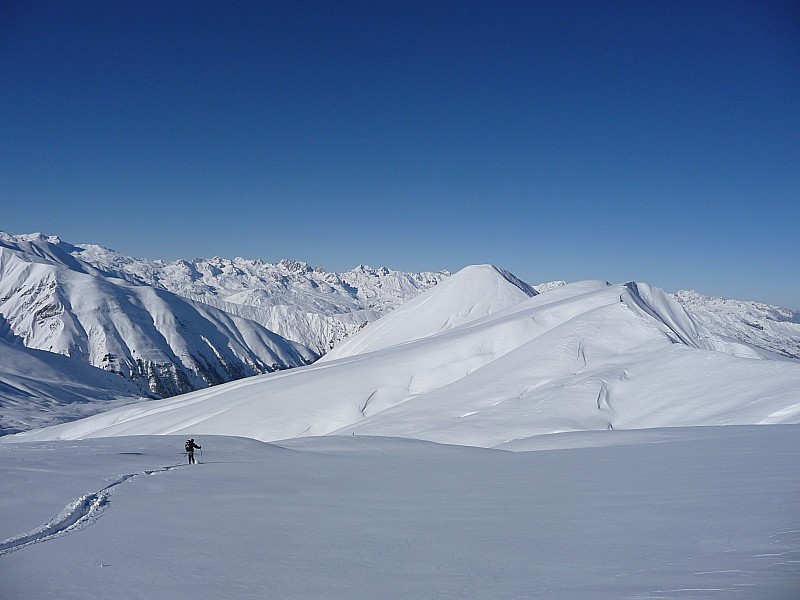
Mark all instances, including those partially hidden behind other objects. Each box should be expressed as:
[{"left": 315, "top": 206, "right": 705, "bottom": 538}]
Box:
[
  {"left": 4, "top": 229, "right": 799, "bottom": 437},
  {"left": 0, "top": 337, "right": 145, "bottom": 434},
  {"left": 2, "top": 231, "right": 449, "bottom": 355},
  {"left": 673, "top": 289, "right": 800, "bottom": 359},
  {"left": 1, "top": 428, "right": 799, "bottom": 598},
  {"left": 320, "top": 264, "right": 536, "bottom": 361},
  {"left": 12, "top": 269, "right": 798, "bottom": 446},
  {"left": 2, "top": 239, "right": 799, "bottom": 597},
  {"left": 0, "top": 231, "right": 454, "bottom": 432},
  {"left": 0, "top": 236, "right": 317, "bottom": 432}
]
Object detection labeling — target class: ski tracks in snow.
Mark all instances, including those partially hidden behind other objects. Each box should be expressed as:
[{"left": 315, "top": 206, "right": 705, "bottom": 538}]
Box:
[{"left": 0, "top": 463, "right": 183, "bottom": 556}]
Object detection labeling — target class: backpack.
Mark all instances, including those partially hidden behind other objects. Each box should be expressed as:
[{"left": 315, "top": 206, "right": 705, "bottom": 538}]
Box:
[{"left": 185, "top": 439, "right": 192, "bottom": 452}]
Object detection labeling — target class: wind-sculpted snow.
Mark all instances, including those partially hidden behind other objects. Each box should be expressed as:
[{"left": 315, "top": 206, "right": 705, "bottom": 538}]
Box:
[
  {"left": 622, "top": 282, "right": 766, "bottom": 358},
  {"left": 12, "top": 273, "right": 800, "bottom": 447}
]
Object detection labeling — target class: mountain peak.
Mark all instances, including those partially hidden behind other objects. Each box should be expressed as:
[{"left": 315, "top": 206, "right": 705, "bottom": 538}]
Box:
[{"left": 322, "top": 264, "right": 537, "bottom": 361}]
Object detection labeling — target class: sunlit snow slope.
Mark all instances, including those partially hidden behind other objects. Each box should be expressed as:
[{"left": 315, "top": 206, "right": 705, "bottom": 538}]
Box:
[
  {"left": 13, "top": 266, "right": 800, "bottom": 447},
  {"left": 2, "top": 428, "right": 799, "bottom": 598},
  {"left": 0, "top": 234, "right": 315, "bottom": 403}
]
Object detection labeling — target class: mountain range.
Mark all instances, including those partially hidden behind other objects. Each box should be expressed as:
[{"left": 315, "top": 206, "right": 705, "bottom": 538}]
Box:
[
  {"left": 0, "top": 232, "right": 445, "bottom": 432},
  {"left": 3, "top": 258, "right": 799, "bottom": 600},
  {"left": 11, "top": 264, "right": 800, "bottom": 446},
  {"left": 1, "top": 231, "right": 798, "bottom": 437}
]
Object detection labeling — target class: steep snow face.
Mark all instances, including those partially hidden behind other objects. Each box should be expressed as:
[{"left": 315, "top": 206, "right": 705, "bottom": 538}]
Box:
[
  {"left": 15, "top": 277, "right": 799, "bottom": 446},
  {"left": 623, "top": 282, "right": 766, "bottom": 358},
  {"left": 673, "top": 290, "right": 800, "bottom": 359},
  {"left": 527, "top": 279, "right": 800, "bottom": 360},
  {"left": 321, "top": 265, "right": 537, "bottom": 361},
  {"left": 0, "top": 243, "right": 315, "bottom": 404},
  {"left": 0, "top": 232, "right": 95, "bottom": 275}
]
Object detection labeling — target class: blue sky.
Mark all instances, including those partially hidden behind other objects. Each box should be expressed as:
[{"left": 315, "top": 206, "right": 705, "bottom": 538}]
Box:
[{"left": 2, "top": 1, "right": 798, "bottom": 307}]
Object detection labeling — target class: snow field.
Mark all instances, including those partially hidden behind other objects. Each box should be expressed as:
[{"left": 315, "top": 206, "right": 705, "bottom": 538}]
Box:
[{"left": 1, "top": 428, "right": 799, "bottom": 599}]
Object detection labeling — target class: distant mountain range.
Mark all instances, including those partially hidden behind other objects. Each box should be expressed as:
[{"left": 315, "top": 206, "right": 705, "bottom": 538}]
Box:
[
  {"left": 672, "top": 290, "right": 800, "bottom": 359},
  {"left": 1, "top": 230, "right": 798, "bottom": 435}
]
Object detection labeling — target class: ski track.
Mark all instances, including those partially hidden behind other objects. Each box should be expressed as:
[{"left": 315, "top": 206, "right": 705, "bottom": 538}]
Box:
[{"left": 0, "top": 463, "right": 183, "bottom": 556}]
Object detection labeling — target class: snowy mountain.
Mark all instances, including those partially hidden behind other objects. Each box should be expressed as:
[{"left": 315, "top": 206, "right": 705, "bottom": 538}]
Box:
[
  {"left": 5, "top": 232, "right": 797, "bottom": 360},
  {"left": 53, "top": 235, "right": 449, "bottom": 354},
  {"left": 3, "top": 230, "right": 799, "bottom": 439},
  {"left": 15, "top": 266, "right": 799, "bottom": 446},
  {"left": 534, "top": 280, "right": 800, "bottom": 360},
  {"left": 4, "top": 256, "right": 799, "bottom": 599},
  {"left": 673, "top": 289, "right": 800, "bottom": 359},
  {"left": 0, "top": 234, "right": 316, "bottom": 431},
  {"left": 321, "top": 264, "right": 537, "bottom": 361},
  {"left": 0, "top": 231, "right": 449, "bottom": 433}
]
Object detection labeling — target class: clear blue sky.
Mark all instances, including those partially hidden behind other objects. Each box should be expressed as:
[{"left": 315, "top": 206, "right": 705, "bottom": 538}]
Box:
[{"left": 2, "top": 1, "right": 798, "bottom": 307}]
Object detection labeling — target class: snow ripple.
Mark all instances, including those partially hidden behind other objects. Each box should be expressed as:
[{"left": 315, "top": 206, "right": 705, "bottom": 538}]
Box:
[{"left": 0, "top": 464, "right": 182, "bottom": 556}]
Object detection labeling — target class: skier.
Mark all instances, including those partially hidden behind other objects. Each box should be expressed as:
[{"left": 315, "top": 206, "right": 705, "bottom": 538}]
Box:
[{"left": 185, "top": 438, "right": 201, "bottom": 464}]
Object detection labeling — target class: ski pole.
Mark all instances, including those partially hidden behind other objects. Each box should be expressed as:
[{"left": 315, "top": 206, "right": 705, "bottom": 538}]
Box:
[{"left": 200, "top": 448, "right": 203, "bottom": 463}]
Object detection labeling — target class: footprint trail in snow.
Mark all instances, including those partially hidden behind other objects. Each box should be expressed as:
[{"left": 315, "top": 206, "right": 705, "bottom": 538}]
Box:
[{"left": 0, "top": 463, "right": 184, "bottom": 556}]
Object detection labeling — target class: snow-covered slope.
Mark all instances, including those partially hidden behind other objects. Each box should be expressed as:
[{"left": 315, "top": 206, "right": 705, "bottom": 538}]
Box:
[
  {"left": 0, "top": 237, "right": 315, "bottom": 404},
  {"left": 2, "top": 427, "right": 798, "bottom": 599},
  {"left": 0, "top": 337, "right": 146, "bottom": 434},
  {"left": 14, "top": 268, "right": 799, "bottom": 446},
  {"left": 3, "top": 230, "right": 799, "bottom": 442},
  {"left": 321, "top": 264, "right": 536, "bottom": 361}
]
